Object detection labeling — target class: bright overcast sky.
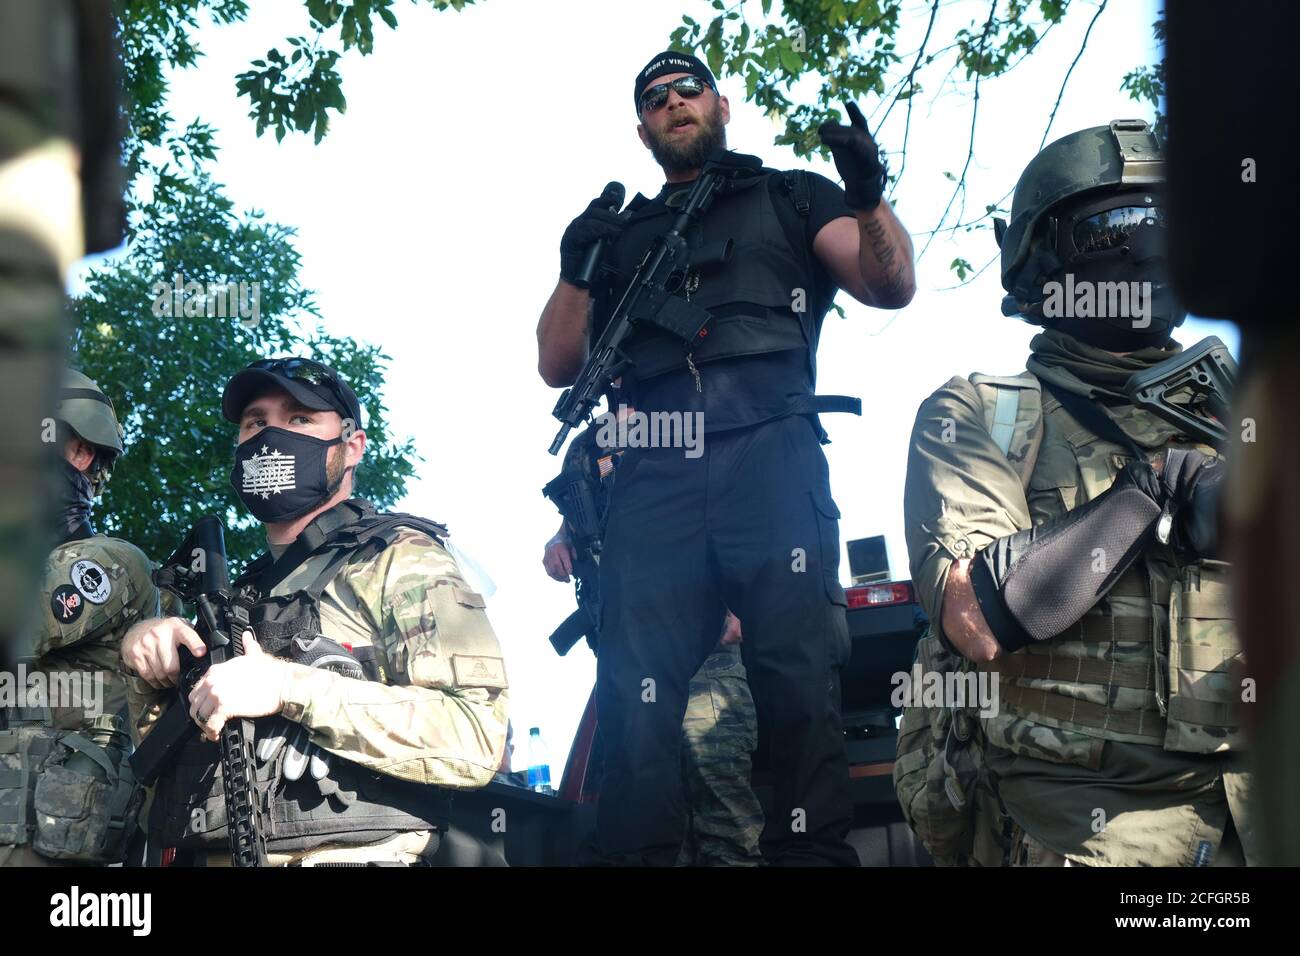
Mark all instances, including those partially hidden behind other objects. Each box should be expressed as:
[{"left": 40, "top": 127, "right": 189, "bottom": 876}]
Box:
[{"left": 89, "top": 0, "right": 1235, "bottom": 768}]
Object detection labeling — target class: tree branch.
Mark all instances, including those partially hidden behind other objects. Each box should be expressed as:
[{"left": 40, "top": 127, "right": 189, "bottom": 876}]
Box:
[
  {"left": 1039, "top": 0, "right": 1110, "bottom": 151},
  {"left": 919, "top": 0, "right": 998, "bottom": 261}
]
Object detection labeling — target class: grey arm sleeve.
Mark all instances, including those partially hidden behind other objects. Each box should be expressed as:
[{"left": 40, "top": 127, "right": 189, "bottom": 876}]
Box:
[{"left": 968, "top": 461, "right": 1166, "bottom": 653}]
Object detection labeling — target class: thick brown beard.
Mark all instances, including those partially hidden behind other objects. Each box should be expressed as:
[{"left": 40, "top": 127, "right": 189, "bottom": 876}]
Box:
[{"left": 645, "top": 98, "right": 727, "bottom": 174}]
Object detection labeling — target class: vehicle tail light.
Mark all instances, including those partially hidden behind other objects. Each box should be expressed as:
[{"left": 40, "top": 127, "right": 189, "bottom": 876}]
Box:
[{"left": 845, "top": 581, "right": 913, "bottom": 609}]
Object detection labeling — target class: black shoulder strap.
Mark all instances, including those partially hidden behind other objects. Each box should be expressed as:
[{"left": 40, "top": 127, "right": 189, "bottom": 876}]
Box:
[
  {"left": 1040, "top": 381, "right": 1147, "bottom": 461},
  {"left": 782, "top": 169, "right": 812, "bottom": 216},
  {"left": 236, "top": 499, "right": 375, "bottom": 595},
  {"left": 240, "top": 501, "right": 448, "bottom": 600},
  {"left": 298, "top": 511, "right": 450, "bottom": 602}
]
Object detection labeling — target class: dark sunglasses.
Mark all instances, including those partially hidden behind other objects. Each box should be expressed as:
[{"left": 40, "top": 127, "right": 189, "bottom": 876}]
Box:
[
  {"left": 250, "top": 357, "right": 349, "bottom": 411},
  {"left": 639, "top": 75, "right": 711, "bottom": 113},
  {"left": 251, "top": 356, "right": 335, "bottom": 385}
]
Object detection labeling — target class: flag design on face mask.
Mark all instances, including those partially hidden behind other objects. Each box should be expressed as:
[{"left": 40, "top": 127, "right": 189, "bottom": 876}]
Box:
[{"left": 242, "top": 444, "right": 297, "bottom": 499}]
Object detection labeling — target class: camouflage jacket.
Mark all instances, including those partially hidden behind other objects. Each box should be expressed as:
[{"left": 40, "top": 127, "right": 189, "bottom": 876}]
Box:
[
  {"left": 27, "top": 534, "right": 161, "bottom": 730},
  {"left": 127, "top": 522, "right": 510, "bottom": 792},
  {"left": 903, "top": 329, "right": 1253, "bottom": 865}
]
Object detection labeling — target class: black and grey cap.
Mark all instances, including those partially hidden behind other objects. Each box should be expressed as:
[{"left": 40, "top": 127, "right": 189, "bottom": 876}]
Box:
[
  {"left": 222, "top": 357, "right": 362, "bottom": 427},
  {"left": 633, "top": 50, "right": 717, "bottom": 111}
]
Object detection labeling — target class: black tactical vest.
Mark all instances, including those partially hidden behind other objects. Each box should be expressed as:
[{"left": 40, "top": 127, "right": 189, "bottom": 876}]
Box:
[
  {"left": 597, "top": 169, "right": 827, "bottom": 385},
  {"left": 148, "top": 500, "right": 456, "bottom": 857}
]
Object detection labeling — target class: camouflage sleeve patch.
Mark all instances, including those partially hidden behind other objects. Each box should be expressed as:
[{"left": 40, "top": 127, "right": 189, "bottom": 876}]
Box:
[{"left": 36, "top": 537, "right": 160, "bottom": 657}]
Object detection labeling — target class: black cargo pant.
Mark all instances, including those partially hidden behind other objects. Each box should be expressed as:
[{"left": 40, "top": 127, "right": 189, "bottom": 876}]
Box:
[{"left": 594, "top": 413, "right": 857, "bottom": 866}]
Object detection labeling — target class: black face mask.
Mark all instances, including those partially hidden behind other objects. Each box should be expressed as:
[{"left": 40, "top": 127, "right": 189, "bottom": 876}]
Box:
[
  {"left": 230, "top": 427, "right": 344, "bottom": 524},
  {"left": 1044, "top": 221, "right": 1185, "bottom": 351},
  {"left": 54, "top": 459, "right": 95, "bottom": 541}
]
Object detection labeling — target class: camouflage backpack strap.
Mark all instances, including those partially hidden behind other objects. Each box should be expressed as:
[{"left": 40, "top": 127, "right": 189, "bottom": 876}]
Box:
[{"left": 967, "top": 372, "right": 1045, "bottom": 489}]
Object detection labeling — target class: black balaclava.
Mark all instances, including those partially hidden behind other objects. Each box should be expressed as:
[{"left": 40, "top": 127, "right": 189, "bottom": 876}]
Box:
[
  {"left": 1030, "top": 191, "right": 1186, "bottom": 350},
  {"left": 55, "top": 459, "right": 95, "bottom": 540}
]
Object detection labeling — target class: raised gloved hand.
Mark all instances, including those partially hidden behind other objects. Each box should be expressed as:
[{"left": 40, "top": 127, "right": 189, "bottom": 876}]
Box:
[
  {"left": 559, "top": 184, "right": 626, "bottom": 284},
  {"left": 817, "top": 101, "right": 887, "bottom": 211}
]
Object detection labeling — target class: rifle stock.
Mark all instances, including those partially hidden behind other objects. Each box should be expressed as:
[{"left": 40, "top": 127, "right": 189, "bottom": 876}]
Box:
[{"left": 1125, "top": 336, "right": 1237, "bottom": 450}]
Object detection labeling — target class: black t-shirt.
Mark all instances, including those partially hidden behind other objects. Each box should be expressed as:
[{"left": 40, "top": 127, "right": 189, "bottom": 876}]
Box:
[{"left": 592, "top": 170, "right": 855, "bottom": 433}]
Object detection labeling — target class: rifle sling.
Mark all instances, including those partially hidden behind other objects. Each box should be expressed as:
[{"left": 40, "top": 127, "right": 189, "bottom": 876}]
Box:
[{"left": 245, "top": 500, "right": 376, "bottom": 596}]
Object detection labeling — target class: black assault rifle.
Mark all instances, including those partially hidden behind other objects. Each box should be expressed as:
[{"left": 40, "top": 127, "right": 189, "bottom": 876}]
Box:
[
  {"left": 129, "top": 516, "right": 267, "bottom": 867},
  {"left": 542, "top": 436, "right": 607, "bottom": 656},
  {"left": 548, "top": 149, "right": 764, "bottom": 454},
  {"left": 1124, "top": 335, "right": 1237, "bottom": 451}
]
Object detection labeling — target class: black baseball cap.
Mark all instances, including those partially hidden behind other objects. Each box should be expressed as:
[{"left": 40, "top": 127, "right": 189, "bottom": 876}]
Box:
[{"left": 222, "top": 357, "right": 363, "bottom": 427}]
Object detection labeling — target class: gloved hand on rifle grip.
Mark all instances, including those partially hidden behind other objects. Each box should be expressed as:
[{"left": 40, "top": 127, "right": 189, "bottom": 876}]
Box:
[
  {"left": 560, "top": 185, "right": 627, "bottom": 283},
  {"left": 1157, "top": 447, "right": 1224, "bottom": 558},
  {"left": 817, "top": 100, "right": 887, "bottom": 211}
]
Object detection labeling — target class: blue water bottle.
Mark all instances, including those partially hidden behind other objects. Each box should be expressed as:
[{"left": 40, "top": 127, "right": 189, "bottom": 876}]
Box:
[{"left": 526, "top": 726, "right": 552, "bottom": 794}]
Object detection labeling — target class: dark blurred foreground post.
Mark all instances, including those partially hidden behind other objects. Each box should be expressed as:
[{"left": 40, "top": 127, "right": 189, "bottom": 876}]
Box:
[
  {"left": 1166, "top": 1, "right": 1300, "bottom": 865},
  {"left": 0, "top": 0, "right": 124, "bottom": 672}
]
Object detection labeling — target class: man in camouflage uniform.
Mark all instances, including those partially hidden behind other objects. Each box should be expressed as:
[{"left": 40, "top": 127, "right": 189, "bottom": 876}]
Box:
[
  {"left": 122, "top": 358, "right": 509, "bottom": 865},
  {"left": 543, "top": 421, "right": 763, "bottom": 865},
  {"left": 902, "top": 121, "right": 1255, "bottom": 866},
  {"left": 675, "top": 611, "right": 763, "bottom": 866},
  {"left": 1, "top": 369, "right": 155, "bottom": 867}
]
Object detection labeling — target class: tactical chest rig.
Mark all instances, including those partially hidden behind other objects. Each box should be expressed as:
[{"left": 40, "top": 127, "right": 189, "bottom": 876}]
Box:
[
  {"left": 148, "top": 500, "right": 456, "bottom": 859},
  {"left": 605, "top": 168, "right": 837, "bottom": 393},
  {"left": 969, "top": 377, "right": 1244, "bottom": 760}
]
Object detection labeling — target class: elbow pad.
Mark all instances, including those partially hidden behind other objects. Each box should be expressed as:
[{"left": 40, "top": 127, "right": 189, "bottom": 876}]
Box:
[{"left": 968, "top": 461, "right": 1165, "bottom": 653}]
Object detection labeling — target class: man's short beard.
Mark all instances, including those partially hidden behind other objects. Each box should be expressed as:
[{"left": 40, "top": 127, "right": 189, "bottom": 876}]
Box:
[
  {"left": 325, "top": 444, "right": 349, "bottom": 498},
  {"left": 645, "top": 98, "right": 727, "bottom": 174}
]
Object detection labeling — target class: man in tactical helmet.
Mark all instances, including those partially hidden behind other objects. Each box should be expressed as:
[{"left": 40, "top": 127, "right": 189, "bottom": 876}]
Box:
[
  {"left": 121, "top": 357, "right": 509, "bottom": 866},
  {"left": 900, "top": 120, "right": 1256, "bottom": 865},
  {"left": 1, "top": 369, "right": 155, "bottom": 867},
  {"left": 537, "top": 49, "right": 916, "bottom": 867}
]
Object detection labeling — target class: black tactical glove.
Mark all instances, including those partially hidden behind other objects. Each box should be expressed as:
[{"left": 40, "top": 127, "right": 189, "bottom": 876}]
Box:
[
  {"left": 559, "top": 185, "right": 626, "bottom": 284},
  {"left": 817, "top": 100, "right": 887, "bottom": 211},
  {"left": 1157, "top": 448, "right": 1224, "bottom": 558},
  {"left": 256, "top": 636, "right": 366, "bottom": 796}
]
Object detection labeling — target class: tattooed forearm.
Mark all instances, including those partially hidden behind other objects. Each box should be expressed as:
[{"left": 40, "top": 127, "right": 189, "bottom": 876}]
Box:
[{"left": 861, "top": 216, "right": 910, "bottom": 305}]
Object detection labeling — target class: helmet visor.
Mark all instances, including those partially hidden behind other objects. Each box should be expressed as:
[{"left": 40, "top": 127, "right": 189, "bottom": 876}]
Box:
[{"left": 1072, "top": 204, "right": 1166, "bottom": 255}]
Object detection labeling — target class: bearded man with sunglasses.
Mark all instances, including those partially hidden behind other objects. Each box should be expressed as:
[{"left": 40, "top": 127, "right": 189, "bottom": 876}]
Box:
[
  {"left": 901, "top": 121, "right": 1257, "bottom": 866},
  {"left": 121, "top": 358, "right": 510, "bottom": 866},
  {"left": 537, "top": 51, "right": 916, "bottom": 866}
]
